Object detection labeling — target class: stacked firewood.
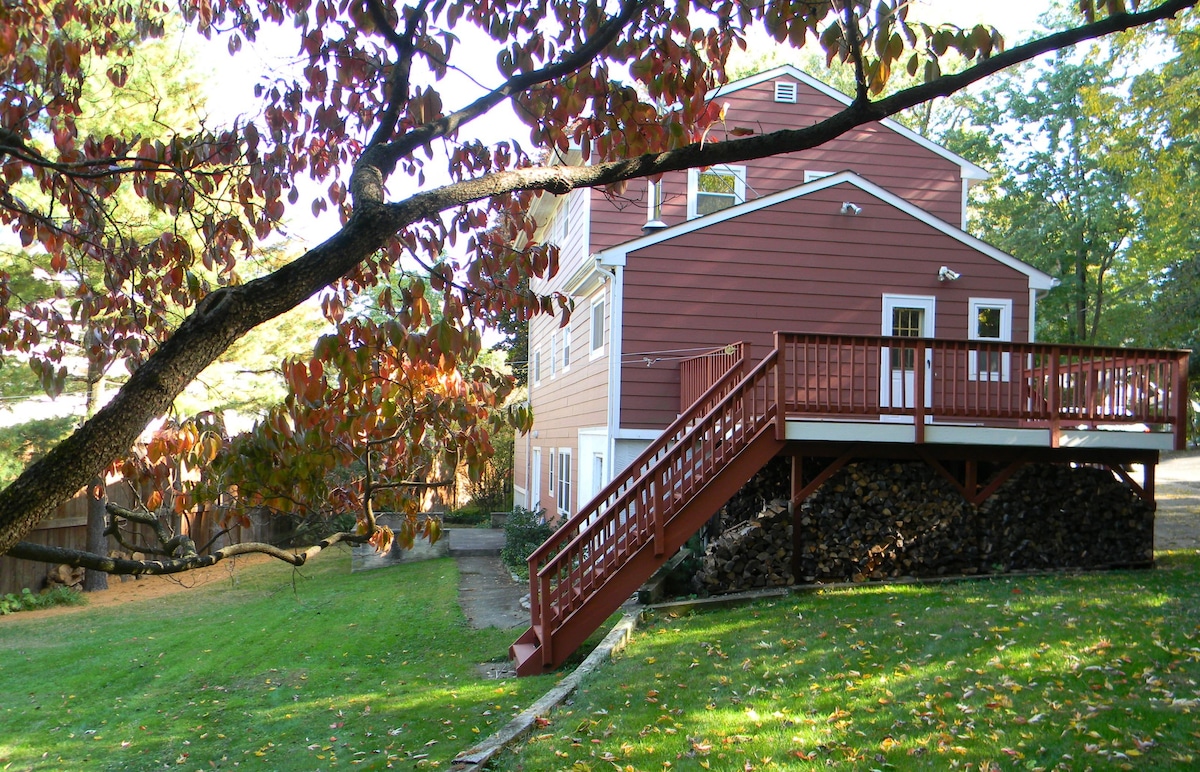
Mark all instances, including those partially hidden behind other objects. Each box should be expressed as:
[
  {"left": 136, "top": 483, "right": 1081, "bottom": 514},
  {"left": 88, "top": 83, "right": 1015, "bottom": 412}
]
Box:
[
  {"left": 694, "top": 460, "right": 1154, "bottom": 594},
  {"left": 978, "top": 464, "right": 1154, "bottom": 571},
  {"left": 796, "top": 460, "right": 973, "bottom": 583},
  {"left": 45, "top": 564, "right": 85, "bottom": 591},
  {"left": 695, "top": 500, "right": 792, "bottom": 593}
]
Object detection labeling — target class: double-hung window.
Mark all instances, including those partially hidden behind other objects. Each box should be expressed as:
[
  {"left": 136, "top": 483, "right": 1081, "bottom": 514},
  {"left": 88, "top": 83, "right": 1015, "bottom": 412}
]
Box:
[
  {"left": 589, "top": 298, "right": 605, "bottom": 359},
  {"left": 556, "top": 449, "right": 572, "bottom": 516},
  {"left": 687, "top": 165, "right": 746, "bottom": 219},
  {"left": 969, "top": 298, "right": 1012, "bottom": 381}
]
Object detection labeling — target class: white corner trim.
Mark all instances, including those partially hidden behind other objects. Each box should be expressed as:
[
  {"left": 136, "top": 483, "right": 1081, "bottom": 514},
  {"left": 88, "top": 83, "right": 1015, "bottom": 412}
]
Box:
[{"left": 607, "top": 266, "right": 624, "bottom": 442}]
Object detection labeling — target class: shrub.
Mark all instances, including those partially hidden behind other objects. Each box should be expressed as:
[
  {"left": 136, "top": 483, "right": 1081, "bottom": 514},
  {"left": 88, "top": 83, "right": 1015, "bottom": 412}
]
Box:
[
  {"left": 443, "top": 502, "right": 489, "bottom": 526},
  {"left": 501, "top": 506, "right": 552, "bottom": 579},
  {"left": 0, "top": 586, "right": 87, "bottom": 615}
]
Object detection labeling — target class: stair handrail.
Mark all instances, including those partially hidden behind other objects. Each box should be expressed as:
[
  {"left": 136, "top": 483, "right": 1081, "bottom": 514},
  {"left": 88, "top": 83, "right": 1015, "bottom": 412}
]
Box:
[
  {"left": 525, "top": 343, "right": 750, "bottom": 574},
  {"left": 528, "top": 351, "right": 780, "bottom": 640}
]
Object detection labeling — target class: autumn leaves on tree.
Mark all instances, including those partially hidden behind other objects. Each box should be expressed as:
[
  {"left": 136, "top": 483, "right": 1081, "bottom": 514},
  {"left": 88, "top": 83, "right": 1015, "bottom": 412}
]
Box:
[{"left": 0, "top": 0, "right": 1195, "bottom": 572}]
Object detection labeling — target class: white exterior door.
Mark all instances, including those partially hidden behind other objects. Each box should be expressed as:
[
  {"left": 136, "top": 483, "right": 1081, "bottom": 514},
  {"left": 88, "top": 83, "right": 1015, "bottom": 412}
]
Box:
[
  {"left": 881, "top": 295, "right": 935, "bottom": 413},
  {"left": 576, "top": 429, "right": 608, "bottom": 513},
  {"left": 529, "top": 448, "right": 542, "bottom": 514}
]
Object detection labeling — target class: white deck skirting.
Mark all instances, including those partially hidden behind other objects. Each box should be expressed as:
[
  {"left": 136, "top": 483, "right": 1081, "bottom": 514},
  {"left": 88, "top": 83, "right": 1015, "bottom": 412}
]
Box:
[{"left": 783, "top": 419, "right": 1175, "bottom": 451}]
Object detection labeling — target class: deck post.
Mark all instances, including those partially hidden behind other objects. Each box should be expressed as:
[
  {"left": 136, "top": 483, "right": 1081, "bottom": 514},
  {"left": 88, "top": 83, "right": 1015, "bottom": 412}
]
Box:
[
  {"left": 791, "top": 455, "right": 803, "bottom": 581},
  {"left": 1048, "top": 348, "right": 1061, "bottom": 448},
  {"left": 1176, "top": 352, "right": 1190, "bottom": 451},
  {"left": 774, "top": 332, "right": 785, "bottom": 440},
  {"left": 914, "top": 340, "right": 926, "bottom": 444}
]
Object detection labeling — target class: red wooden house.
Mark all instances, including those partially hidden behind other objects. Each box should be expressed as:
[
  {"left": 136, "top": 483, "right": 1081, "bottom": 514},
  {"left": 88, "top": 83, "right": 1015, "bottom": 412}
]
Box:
[{"left": 510, "top": 65, "right": 1189, "bottom": 675}]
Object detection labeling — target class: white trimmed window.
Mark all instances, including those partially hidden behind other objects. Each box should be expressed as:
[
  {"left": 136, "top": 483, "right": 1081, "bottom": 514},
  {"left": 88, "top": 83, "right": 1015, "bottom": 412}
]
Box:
[
  {"left": 547, "top": 446, "right": 556, "bottom": 496},
  {"left": 590, "top": 298, "right": 605, "bottom": 358},
  {"left": 687, "top": 165, "right": 746, "bottom": 219},
  {"left": 969, "top": 298, "right": 1013, "bottom": 381},
  {"left": 549, "top": 203, "right": 569, "bottom": 246},
  {"left": 556, "top": 448, "right": 572, "bottom": 516},
  {"left": 530, "top": 447, "right": 542, "bottom": 513},
  {"left": 561, "top": 322, "right": 571, "bottom": 372},
  {"left": 549, "top": 333, "right": 557, "bottom": 378},
  {"left": 774, "top": 80, "right": 798, "bottom": 103},
  {"left": 531, "top": 350, "right": 541, "bottom": 386}
]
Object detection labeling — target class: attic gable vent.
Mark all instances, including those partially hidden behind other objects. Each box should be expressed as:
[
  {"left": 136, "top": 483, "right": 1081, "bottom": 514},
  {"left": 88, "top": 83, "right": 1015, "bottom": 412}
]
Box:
[{"left": 774, "top": 81, "right": 798, "bottom": 103}]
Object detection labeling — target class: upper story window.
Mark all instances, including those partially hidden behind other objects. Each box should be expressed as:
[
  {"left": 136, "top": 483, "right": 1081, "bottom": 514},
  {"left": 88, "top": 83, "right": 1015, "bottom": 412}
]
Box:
[
  {"left": 548, "top": 202, "right": 569, "bottom": 246},
  {"left": 969, "top": 298, "right": 1013, "bottom": 381},
  {"left": 549, "top": 333, "right": 557, "bottom": 378},
  {"left": 687, "top": 165, "right": 746, "bottom": 219},
  {"left": 774, "top": 81, "right": 798, "bottom": 103},
  {"left": 590, "top": 298, "right": 605, "bottom": 359},
  {"left": 531, "top": 350, "right": 542, "bottom": 386}
]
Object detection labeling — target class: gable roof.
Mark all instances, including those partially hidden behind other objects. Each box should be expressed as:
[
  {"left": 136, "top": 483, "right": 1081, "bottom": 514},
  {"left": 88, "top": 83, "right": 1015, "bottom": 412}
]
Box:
[
  {"left": 596, "top": 170, "right": 1057, "bottom": 291},
  {"left": 712, "top": 65, "right": 989, "bottom": 183}
]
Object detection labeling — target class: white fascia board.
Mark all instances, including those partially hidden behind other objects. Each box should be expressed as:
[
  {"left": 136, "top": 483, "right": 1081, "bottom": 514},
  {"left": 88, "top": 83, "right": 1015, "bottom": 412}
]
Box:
[
  {"left": 597, "top": 170, "right": 1056, "bottom": 292},
  {"left": 709, "top": 64, "right": 990, "bottom": 182}
]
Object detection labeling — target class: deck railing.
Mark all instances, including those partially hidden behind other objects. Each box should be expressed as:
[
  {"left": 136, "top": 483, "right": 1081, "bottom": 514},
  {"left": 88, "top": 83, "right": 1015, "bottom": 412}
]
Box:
[
  {"left": 775, "top": 332, "right": 1189, "bottom": 448},
  {"left": 679, "top": 342, "right": 749, "bottom": 411},
  {"left": 524, "top": 350, "right": 779, "bottom": 670}
]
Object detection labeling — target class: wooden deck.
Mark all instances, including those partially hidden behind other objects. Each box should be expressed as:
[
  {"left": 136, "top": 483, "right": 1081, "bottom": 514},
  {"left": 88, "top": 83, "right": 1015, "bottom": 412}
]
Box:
[{"left": 512, "top": 333, "right": 1189, "bottom": 675}]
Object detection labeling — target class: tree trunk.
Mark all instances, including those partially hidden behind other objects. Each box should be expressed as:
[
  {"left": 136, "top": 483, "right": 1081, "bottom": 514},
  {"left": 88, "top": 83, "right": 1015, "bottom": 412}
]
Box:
[
  {"left": 81, "top": 354, "right": 108, "bottom": 592},
  {"left": 82, "top": 475, "right": 108, "bottom": 592}
]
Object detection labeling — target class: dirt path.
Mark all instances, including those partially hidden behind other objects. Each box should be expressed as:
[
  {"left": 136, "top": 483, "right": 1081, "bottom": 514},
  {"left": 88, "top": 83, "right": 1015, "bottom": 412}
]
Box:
[
  {"left": 0, "top": 553, "right": 272, "bottom": 624},
  {"left": 1155, "top": 451, "right": 1200, "bottom": 551}
]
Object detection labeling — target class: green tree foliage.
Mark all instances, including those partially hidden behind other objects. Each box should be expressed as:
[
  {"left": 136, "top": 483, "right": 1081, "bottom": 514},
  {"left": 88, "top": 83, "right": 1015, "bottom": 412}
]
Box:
[
  {"left": 1, "top": 0, "right": 1194, "bottom": 570},
  {"left": 964, "top": 49, "right": 1143, "bottom": 344}
]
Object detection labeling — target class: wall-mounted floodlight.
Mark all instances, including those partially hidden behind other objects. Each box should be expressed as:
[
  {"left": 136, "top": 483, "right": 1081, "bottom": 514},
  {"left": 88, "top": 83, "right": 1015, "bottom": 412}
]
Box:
[
  {"left": 840, "top": 202, "right": 862, "bottom": 215},
  {"left": 938, "top": 266, "right": 962, "bottom": 282}
]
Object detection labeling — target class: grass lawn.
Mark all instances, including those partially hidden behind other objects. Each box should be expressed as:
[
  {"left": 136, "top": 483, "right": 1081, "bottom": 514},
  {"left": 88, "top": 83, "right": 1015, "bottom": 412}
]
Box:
[
  {"left": 0, "top": 549, "right": 553, "bottom": 770},
  {"left": 494, "top": 552, "right": 1200, "bottom": 771}
]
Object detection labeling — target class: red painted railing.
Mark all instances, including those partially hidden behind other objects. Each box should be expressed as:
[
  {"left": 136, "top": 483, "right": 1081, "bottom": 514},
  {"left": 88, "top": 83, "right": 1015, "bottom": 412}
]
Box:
[
  {"left": 679, "top": 342, "right": 749, "bottom": 412},
  {"left": 775, "top": 333, "right": 1189, "bottom": 448},
  {"left": 519, "top": 350, "right": 780, "bottom": 673},
  {"left": 513, "top": 333, "right": 1188, "bottom": 674}
]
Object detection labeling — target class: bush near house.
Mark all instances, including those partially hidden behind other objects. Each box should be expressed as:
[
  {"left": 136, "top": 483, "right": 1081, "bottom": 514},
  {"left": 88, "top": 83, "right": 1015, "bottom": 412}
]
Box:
[{"left": 502, "top": 506, "right": 551, "bottom": 579}]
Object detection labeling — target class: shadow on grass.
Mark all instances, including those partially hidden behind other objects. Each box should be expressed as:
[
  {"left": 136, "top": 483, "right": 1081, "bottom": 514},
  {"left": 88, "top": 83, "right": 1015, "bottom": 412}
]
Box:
[
  {"left": 0, "top": 549, "right": 554, "bottom": 770},
  {"left": 493, "top": 555, "right": 1200, "bottom": 771}
]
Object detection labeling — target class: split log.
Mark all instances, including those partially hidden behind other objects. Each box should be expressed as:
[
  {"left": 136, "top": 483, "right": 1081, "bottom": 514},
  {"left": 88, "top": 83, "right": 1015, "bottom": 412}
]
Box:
[{"left": 45, "top": 563, "right": 85, "bottom": 591}]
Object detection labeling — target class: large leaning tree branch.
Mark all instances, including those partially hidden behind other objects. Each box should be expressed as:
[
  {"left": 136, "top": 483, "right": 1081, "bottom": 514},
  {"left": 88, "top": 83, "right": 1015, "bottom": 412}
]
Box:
[{"left": 1, "top": 0, "right": 1194, "bottom": 564}]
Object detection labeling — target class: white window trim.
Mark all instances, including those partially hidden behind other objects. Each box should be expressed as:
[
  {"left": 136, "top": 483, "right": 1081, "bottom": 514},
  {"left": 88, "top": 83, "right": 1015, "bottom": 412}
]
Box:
[
  {"left": 686, "top": 165, "right": 746, "bottom": 220},
  {"left": 556, "top": 448, "right": 573, "bottom": 516},
  {"left": 561, "top": 322, "right": 571, "bottom": 372},
  {"left": 529, "top": 447, "right": 541, "bottom": 514},
  {"left": 968, "top": 297, "right": 1013, "bottom": 382},
  {"left": 589, "top": 298, "right": 605, "bottom": 360},
  {"left": 804, "top": 170, "right": 834, "bottom": 183},
  {"left": 549, "top": 333, "right": 557, "bottom": 379},
  {"left": 531, "top": 350, "right": 542, "bottom": 387},
  {"left": 547, "top": 446, "right": 555, "bottom": 496}
]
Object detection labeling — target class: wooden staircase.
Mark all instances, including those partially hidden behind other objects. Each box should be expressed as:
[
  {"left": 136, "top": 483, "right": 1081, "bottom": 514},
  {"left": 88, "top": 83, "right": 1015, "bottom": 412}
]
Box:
[{"left": 511, "top": 349, "right": 786, "bottom": 675}]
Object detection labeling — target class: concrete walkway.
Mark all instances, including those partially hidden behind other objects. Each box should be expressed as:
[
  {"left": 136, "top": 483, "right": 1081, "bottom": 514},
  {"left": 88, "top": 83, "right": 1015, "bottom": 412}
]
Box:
[{"left": 447, "top": 529, "right": 528, "bottom": 630}]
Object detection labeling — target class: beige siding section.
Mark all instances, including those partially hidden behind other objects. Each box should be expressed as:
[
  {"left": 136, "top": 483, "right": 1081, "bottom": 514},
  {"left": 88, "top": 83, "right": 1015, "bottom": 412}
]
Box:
[
  {"left": 618, "top": 182, "right": 1031, "bottom": 430},
  {"left": 523, "top": 282, "right": 611, "bottom": 517},
  {"left": 589, "top": 77, "right": 966, "bottom": 254},
  {"left": 530, "top": 187, "right": 590, "bottom": 296}
]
